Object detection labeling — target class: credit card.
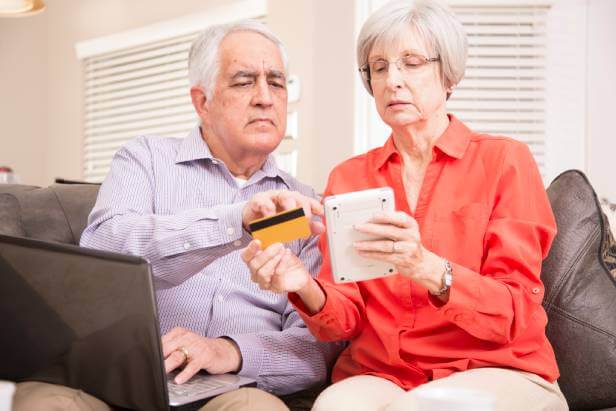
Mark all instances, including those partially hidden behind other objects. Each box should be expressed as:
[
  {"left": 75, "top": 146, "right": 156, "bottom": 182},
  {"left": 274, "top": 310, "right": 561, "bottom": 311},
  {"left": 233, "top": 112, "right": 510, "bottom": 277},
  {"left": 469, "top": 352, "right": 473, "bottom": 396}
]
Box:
[{"left": 248, "top": 207, "right": 311, "bottom": 248}]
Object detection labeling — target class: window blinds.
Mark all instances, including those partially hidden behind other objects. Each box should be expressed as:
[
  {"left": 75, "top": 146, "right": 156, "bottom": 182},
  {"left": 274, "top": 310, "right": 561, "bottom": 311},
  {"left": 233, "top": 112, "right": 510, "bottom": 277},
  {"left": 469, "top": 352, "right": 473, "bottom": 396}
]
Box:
[
  {"left": 447, "top": 4, "right": 549, "bottom": 173},
  {"left": 83, "top": 33, "right": 198, "bottom": 182}
]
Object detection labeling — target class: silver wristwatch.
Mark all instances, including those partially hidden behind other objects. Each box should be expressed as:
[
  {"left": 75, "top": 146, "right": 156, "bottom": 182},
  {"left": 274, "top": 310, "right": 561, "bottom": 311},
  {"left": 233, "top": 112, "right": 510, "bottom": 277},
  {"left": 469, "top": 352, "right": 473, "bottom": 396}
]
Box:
[{"left": 430, "top": 260, "right": 453, "bottom": 296}]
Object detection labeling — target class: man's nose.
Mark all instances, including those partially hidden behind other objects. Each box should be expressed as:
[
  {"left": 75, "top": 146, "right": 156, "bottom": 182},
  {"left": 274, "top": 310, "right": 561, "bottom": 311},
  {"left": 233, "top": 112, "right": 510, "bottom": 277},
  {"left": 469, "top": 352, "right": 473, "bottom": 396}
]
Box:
[{"left": 252, "top": 78, "right": 273, "bottom": 107}]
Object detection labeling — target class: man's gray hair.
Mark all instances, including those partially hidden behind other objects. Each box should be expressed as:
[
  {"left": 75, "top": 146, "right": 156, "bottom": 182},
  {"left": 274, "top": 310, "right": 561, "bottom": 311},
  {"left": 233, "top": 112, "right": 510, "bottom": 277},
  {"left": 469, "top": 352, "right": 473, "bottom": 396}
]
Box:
[
  {"left": 188, "top": 20, "right": 289, "bottom": 99},
  {"left": 357, "top": 0, "right": 467, "bottom": 96}
]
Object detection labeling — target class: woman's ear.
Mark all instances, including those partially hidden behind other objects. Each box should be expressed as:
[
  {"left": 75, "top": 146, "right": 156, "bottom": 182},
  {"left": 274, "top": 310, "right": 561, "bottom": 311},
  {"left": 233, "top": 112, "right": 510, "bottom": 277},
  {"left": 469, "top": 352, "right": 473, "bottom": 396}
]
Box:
[{"left": 445, "top": 82, "right": 455, "bottom": 101}]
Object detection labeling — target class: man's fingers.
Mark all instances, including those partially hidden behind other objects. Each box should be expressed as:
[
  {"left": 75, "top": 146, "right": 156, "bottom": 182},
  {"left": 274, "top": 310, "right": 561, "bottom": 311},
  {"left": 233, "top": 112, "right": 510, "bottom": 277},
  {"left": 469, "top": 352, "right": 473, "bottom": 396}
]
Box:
[
  {"left": 174, "top": 361, "right": 201, "bottom": 385},
  {"left": 307, "top": 197, "right": 324, "bottom": 217},
  {"left": 161, "top": 327, "right": 187, "bottom": 357},
  {"left": 251, "top": 193, "right": 277, "bottom": 217},
  {"left": 277, "top": 191, "right": 299, "bottom": 211},
  {"left": 309, "top": 220, "right": 325, "bottom": 235},
  {"left": 165, "top": 350, "right": 187, "bottom": 374}
]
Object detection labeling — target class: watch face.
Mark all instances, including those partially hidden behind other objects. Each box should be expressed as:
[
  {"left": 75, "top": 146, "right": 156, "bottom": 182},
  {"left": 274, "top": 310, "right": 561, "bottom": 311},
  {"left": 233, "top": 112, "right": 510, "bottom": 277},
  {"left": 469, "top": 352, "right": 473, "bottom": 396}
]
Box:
[{"left": 444, "top": 272, "right": 453, "bottom": 287}]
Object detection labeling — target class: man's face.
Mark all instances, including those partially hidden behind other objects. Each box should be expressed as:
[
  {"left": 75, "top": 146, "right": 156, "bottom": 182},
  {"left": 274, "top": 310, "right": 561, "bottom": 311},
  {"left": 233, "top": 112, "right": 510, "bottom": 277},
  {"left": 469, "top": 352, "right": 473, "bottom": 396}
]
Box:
[{"left": 201, "top": 31, "right": 287, "bottom": 158}]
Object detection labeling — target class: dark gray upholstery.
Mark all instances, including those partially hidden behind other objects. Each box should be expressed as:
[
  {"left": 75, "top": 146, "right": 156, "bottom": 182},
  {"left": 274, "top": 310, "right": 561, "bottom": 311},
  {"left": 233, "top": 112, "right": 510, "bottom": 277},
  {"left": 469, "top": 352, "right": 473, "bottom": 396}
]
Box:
[
  {"left": 1, "top": 172, "right": 616, "bottom": 411},
  {"left": 0, "top": 183, "right": 99, "bottom": 244},
  {"left": 0, "top": 193, "right": 26, "bottom": 237},
  {"left": 542, "top": 170, "right": 616, "bottom": 411}
]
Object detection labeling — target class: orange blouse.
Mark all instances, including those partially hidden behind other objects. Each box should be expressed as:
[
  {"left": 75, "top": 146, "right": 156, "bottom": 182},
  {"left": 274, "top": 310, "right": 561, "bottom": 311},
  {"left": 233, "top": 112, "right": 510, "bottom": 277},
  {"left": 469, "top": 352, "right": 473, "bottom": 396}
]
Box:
[{"left": 289, "top": 114, "right": 560, "bottom": 389}]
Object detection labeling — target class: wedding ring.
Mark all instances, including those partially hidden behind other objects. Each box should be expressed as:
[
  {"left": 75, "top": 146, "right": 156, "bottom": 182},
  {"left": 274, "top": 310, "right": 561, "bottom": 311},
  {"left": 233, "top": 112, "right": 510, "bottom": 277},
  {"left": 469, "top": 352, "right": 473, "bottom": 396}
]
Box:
[
  {"left": 391, "top": 241, "right": 397, "bottom": 253},
  {"left": 176, "top": 346, "right": 190, "bottom": 365}
]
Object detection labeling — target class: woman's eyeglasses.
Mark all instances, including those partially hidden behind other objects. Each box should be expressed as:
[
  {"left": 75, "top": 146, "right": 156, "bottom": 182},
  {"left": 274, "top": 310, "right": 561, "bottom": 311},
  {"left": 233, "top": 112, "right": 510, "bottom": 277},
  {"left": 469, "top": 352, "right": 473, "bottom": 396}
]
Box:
[{"left": 359, "top": 54, "right": 440, "bottom": 82}]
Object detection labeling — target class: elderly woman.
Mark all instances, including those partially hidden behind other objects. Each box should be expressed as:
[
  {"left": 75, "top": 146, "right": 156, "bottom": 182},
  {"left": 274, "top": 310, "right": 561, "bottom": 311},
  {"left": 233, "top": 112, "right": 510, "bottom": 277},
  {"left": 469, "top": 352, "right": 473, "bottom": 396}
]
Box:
[{"left": 242, "top": 0, "right": 568, "bottom": 410}]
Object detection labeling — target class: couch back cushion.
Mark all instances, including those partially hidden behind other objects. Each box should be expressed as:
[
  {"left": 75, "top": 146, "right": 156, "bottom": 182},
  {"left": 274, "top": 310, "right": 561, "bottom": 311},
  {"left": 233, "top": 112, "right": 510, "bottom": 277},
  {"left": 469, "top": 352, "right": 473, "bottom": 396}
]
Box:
[
  {"left": 0, "top": 193, "right": 26, "bottom": 237},
  {"left": 542, "top": 170, "right": 616, "bottom": 410},
  {"left": 0, "top": 184, "right": 99, "bottom": 244}
]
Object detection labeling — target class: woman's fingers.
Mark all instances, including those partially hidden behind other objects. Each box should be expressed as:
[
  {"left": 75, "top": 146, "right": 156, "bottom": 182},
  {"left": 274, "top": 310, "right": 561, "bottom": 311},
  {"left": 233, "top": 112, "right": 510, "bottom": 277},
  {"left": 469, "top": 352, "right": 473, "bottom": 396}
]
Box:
[
  {"left": 353, "top": 222, "right": 411, "bottom": 241},
  {"left": 255, "top": 251, "right": 284, "bottom": 289},
  {"left": 368, "top": 211, "right": 417, "bottom": 229}
]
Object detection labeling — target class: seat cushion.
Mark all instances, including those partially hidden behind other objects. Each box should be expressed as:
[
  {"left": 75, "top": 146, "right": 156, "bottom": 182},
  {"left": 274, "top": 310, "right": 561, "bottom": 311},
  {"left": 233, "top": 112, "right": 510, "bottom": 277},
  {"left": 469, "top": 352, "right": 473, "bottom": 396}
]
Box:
[
  {"left": 0, "top": 184, "right": 100, "bottom": 245},
  {"left": 50, "top": 184, "right": 100, "bottom": 244},
  {"left": 542, "top": 170, "right": 616, "bottom": 410},
  {"left": 0, "top": 193, "right": 26, "bottom": 237}
]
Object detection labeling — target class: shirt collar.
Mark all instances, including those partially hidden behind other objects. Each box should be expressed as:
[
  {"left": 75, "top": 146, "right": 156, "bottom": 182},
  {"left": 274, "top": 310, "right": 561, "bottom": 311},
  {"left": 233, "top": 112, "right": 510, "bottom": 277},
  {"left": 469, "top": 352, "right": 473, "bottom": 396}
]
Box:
[
  {"left": 373, "top": 114, "right": 472, "bottom": 169},
  {"left": 175, "top": 125, "right": 293, "bottom": 187},
  {"left": 434, "top": 114, "right": 472, "bottom": 160},
  {"left": 175, "top": 126, "right": 215, "bottom": 164}
]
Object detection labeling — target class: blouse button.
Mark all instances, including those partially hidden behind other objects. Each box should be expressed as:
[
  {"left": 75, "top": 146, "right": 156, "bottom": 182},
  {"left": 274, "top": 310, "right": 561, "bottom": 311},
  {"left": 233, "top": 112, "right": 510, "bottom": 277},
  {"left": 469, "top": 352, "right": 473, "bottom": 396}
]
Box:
[{"left": 532, "top": 287, "right": 541, "bottom": 294}]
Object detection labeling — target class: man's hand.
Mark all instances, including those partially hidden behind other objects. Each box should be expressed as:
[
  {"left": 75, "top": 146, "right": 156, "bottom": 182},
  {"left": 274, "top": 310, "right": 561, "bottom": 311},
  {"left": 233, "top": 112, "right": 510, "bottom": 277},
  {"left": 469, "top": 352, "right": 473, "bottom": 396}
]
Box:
[
  {"left": 162, "top": 327, "right": 242, "bottom": 384},
  {"left": 242, "top": 190, "right": 325, "bottom": 235}
]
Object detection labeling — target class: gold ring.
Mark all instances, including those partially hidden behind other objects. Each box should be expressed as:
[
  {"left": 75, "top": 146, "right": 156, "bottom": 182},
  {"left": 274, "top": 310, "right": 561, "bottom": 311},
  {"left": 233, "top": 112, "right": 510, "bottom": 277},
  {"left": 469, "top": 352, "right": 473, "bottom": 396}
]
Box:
[{"left": 176, "top": 346, "right": 190, "bottom": 364}]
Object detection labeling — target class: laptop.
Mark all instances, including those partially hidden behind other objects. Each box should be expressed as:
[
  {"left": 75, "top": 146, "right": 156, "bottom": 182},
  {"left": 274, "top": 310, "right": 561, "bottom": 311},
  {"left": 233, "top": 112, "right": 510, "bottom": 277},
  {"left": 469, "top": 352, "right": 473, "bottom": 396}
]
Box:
[{"left": 0, "top": 234, "right": 255, "bottom": 411}]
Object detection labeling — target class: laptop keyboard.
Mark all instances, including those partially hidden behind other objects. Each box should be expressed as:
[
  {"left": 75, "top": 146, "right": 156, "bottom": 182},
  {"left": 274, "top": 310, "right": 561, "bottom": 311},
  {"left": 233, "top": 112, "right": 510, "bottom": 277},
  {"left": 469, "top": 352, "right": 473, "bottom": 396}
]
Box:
[{"left": 167, "top": 375, "right": 229, "bottom": 397}]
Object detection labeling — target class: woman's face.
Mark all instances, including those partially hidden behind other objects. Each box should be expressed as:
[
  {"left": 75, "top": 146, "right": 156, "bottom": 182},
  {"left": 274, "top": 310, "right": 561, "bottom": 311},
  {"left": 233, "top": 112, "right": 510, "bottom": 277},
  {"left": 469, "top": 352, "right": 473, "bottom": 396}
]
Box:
[{"left": 369, "top": 28, "right": 449, "bottom": 130}]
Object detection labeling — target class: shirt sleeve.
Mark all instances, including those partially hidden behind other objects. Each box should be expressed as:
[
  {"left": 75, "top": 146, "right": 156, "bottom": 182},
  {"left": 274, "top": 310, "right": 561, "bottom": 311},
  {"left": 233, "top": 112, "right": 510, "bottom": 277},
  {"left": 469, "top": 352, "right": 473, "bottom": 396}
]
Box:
[
  {"left": 79, "top": 137, "right": 252, "bottom": 289},
  {"left": 428, "top": 141, "right": 557, "bottom": 345},
  {"left": 226, "top": 227, "right": 345, "bottom": 395},
  {"left": 288, "top": 172, "right": 370, "bottom": 343}
]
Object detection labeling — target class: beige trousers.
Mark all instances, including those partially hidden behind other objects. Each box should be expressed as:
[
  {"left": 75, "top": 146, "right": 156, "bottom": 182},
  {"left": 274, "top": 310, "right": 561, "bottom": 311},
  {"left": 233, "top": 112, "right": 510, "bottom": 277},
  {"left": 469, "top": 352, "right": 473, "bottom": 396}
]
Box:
[
  {"left": 312, "top": 368, "right": 569, "bottom": 411},
  {"left": 12, "top": 382, "right": 287, "bottom": 411}
]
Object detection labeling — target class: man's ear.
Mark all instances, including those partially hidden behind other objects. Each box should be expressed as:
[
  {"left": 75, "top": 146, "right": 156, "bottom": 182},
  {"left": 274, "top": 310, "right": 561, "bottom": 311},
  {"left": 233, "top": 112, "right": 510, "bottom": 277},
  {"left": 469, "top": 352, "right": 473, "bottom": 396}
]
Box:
[{"left": 190, "top": 86, "right": 209, "bottom": 118}]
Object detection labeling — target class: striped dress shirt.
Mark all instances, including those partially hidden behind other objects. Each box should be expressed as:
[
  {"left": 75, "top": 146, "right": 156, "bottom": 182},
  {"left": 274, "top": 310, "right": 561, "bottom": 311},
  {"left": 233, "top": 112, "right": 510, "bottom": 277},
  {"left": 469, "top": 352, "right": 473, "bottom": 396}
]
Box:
[{"left": 80, "top": 126, "right": 342, "bottom": 395}]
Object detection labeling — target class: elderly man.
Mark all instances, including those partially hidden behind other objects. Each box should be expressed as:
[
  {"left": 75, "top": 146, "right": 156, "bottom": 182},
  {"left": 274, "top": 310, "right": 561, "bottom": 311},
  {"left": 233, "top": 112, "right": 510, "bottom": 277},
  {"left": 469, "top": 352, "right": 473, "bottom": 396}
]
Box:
[{"left": 13, "top": 20, "right": 340, "bottom": 411}]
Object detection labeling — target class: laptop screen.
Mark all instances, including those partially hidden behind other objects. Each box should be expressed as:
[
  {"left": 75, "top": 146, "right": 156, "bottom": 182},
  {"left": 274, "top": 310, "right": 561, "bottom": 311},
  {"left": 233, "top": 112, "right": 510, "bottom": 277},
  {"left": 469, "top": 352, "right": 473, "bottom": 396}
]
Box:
[{"left": 0, "top": 235, "right": 169, "bottom": 411}]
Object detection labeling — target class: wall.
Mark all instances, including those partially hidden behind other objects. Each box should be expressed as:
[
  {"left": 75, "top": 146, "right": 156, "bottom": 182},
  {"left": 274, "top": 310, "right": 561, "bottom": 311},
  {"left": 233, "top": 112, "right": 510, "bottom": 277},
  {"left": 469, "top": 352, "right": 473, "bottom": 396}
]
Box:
[
  {"left": 587, "top": 0, "right": 616, "bottom": 201},
  {"left": 0, "top": 0, "right": 357, "bottom": 191},
  {"left": 2, "top": 0, "right": 614, "bottom": 196},
  {"left": 43, "top": 0, "right": 231, "bottom": 187},
  {"left": 269, "top": 0, "right": 357, "bottom": 192},
  {"left": 0, "top": 13, "right": 48, "bottom": 185}
]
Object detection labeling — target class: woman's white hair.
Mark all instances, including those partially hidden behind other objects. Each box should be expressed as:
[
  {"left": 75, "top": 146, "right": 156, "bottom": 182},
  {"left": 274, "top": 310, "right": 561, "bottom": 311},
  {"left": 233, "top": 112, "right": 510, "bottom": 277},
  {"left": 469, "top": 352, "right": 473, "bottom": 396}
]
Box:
[
  {"left": 357, "top": 0, "right": 467, "bottom": 96},
  {"left": 188, "top": 20, "right": 288, "bottom": 99}
]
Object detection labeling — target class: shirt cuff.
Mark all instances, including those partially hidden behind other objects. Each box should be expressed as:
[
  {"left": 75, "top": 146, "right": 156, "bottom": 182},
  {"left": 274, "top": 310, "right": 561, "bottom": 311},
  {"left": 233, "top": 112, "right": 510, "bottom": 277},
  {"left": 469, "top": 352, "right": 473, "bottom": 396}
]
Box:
[
  {"left": 428, "top": 262, "right": 480, "bottom": 324},
  {"left": 225, "top": 333, "right": 264, "bottom": 379},
  {"left": 216, "top": 201, "right": 248, "bottom": 243},
  {"left": 289, "top": 279, "right": 351, "bottom": 339},
  {"left": 158, "top": 201, "right": 248, "bottom": 258}
]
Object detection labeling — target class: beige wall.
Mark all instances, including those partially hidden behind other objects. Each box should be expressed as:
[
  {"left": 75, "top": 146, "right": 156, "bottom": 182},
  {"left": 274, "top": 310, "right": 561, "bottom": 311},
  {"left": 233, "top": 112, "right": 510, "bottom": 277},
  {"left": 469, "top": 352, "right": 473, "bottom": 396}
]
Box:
[
  {"left": 587, "top": 0, "right": 616, "bottom": 201},
  {"left": 44, "top": 0, "right": 231, "bottom": 187},
  {"left": 269, "top": 0, "right": 357, "bottom": 191},
  {"left": 3, "top": 0, "right": 615, "bottom": 196},
  {"left": 0, "top": 13, "right": 48, "bottom": 186},
  {"left": 0, "top": 0, "right": 357, "bottom": 192}
]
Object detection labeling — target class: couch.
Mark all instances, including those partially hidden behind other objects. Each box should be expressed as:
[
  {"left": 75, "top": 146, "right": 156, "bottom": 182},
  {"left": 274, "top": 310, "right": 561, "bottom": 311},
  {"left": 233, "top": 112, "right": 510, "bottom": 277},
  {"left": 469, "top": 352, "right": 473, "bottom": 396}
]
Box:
[{"left": 1, "top": 170, "right": 615, "bottom": 411}]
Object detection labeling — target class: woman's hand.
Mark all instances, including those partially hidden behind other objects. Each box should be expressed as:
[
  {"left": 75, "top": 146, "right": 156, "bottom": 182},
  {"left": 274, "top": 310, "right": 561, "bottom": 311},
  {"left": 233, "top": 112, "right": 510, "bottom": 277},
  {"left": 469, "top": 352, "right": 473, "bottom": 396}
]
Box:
[
  {"left": 353, "top": 211, "right": 446, "bottom": 294},
  {"left": 241, "top": 240, "right": 312, "bottom": 293},
  {"left": 241, "top": 240, "right": 327, "bottom": 313}
]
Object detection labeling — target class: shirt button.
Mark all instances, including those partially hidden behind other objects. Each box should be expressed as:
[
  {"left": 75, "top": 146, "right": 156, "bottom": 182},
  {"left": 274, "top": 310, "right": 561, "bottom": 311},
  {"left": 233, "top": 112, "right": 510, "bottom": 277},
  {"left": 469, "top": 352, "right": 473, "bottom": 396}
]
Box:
[
  {"left": 183, "top": 242, "right": 191, "bottom": 250},
  {"left": 233, "top": 240, "right": 242, "bottom": 247},
  {"left": 532, "top": 287, "right": 541, "bottom": 294},
  {"left": 212, "top": 160, "right": 218, "bottom": 165},
  {"left": 226, "top": 227, "right": 235, "bottom": 236},
  {"left": 217, "top": 295, "right": 224, "bottom": 303}
]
